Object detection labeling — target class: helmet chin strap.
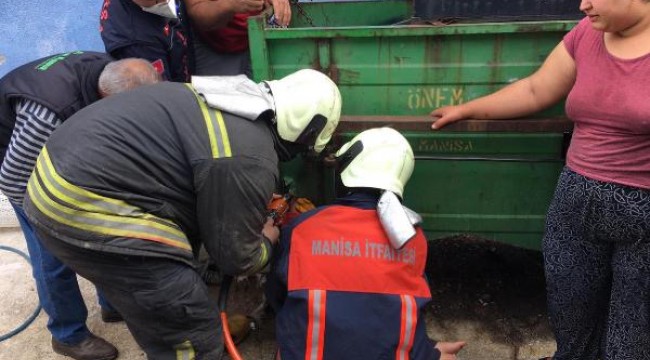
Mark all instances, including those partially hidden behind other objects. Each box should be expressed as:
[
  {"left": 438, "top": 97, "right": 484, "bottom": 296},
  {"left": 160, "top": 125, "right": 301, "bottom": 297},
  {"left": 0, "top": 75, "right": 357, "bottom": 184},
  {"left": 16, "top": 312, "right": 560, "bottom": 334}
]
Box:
[{"left": 268, "top": 123, "right": 307, "bottom": 162}]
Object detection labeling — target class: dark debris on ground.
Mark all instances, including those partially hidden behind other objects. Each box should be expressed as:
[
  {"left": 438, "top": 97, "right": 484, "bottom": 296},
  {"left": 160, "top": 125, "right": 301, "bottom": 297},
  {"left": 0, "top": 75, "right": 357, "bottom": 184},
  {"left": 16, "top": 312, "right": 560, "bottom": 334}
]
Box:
[{"left": 425, "top": 235, "right": 553, "bottom": 346}]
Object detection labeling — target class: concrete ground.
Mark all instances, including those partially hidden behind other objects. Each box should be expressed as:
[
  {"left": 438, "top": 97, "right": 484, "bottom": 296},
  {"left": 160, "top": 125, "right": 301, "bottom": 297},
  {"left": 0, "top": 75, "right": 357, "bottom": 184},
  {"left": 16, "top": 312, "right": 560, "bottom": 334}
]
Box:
[{"left": 0, "top": 225, "right": 556, "bottom": 360}]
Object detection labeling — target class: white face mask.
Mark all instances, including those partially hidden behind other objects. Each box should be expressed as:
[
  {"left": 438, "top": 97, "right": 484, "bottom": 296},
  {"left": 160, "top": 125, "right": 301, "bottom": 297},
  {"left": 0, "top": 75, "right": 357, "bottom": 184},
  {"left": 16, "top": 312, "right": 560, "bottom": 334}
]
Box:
[{"left": 141, "top": 0, "right": 177, "bottom": 19}]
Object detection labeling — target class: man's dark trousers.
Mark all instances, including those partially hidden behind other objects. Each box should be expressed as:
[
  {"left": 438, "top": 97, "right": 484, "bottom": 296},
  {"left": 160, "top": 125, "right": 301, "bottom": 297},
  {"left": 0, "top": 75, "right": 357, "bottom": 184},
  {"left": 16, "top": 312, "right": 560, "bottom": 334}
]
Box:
[{"left": 34, "top": 230, "right": 224, "bottom": 360}]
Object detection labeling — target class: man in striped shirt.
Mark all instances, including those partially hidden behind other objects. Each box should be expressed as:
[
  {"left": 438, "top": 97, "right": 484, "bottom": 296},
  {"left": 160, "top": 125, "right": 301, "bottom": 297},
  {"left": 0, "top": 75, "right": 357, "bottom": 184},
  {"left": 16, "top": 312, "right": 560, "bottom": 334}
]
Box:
[{"left": 0, "top": 51, "right": 159, "bottom": 360}]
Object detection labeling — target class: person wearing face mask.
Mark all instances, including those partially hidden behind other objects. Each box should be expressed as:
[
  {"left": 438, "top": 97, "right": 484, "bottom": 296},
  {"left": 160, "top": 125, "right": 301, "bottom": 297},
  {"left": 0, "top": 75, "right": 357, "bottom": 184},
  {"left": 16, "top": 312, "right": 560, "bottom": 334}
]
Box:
[
  {"left": 22, "top": 69, "right": 341, "bottom": 359},
  {"left": 100, "top": 0, "right": 192, "bottom": 82},
  {"left": 429, "top": 0, "right": 650, "bottom": 359}
]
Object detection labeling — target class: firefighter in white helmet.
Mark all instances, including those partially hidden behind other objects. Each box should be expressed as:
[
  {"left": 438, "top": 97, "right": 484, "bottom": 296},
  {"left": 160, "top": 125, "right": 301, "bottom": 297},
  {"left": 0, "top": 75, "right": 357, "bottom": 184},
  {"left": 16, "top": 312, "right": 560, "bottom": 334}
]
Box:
[
  {"left": 23, "top": 69, "right": 341, "bottom": 359},
  {"left": 267, "top": 127, "right": 466, "bottom": 360}
]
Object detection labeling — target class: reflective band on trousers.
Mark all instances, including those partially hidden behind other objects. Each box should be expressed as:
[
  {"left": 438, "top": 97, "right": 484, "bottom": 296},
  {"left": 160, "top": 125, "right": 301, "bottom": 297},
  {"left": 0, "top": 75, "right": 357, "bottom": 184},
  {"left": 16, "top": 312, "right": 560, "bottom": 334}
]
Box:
[
  {"left": 306, "top": 289, "right": 326, "bottom": 360},
  {"left": 243, "top": 239, "right": 269, "bottom": 277},
  {"left": 175, "top": 340, "right": 196, "bottom": 360},
  {"left": 302, "top": 291, "right": 419, "bottom": 359},
  {"left": 396, "top": 295, "right": 417, "bottom": 360},
  {"left": 27, "top": 147, "right": 191, "bottom": 251},
  {"left": 185, "top": 84, "right": 232, "bottom": 159}
]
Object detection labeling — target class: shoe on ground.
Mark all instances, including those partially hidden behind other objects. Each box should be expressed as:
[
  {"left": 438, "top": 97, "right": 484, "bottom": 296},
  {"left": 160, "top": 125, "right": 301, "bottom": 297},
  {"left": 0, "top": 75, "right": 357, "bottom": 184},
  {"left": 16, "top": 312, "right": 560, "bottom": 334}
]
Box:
[
  {"left": 100, "top": 308, "right": 123, "bottom": 323},
  {"left": 52, "top": 333, "right": 118, "bottom": 360}
]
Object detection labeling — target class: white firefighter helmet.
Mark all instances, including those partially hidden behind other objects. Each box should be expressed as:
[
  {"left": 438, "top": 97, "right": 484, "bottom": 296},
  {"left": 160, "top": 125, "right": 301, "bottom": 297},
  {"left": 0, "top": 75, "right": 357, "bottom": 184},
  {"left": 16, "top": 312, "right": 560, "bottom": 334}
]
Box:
[
  {"left": 264, "top": 69, "right": 342, "bottom": 153},
  {"left": 335, "top": 127, "right": 414, "bottom": 198}
]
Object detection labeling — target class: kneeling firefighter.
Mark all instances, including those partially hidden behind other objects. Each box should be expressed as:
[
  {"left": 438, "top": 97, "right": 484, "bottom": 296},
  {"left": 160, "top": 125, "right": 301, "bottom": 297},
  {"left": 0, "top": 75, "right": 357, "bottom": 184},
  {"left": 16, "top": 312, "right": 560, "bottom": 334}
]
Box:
[
  {"left": 266, "top": 127, "right": 466, "bottom": 360},
  {"left": 23, "top": 69, "right": 341, "bottom": 360}
]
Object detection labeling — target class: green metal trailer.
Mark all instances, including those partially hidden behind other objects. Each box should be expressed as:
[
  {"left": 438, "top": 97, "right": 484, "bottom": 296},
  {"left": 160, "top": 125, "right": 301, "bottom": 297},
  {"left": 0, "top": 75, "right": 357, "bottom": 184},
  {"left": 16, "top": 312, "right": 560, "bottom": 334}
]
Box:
[{"left": 248, "top": 0, "right": 578, "bottom": 250}]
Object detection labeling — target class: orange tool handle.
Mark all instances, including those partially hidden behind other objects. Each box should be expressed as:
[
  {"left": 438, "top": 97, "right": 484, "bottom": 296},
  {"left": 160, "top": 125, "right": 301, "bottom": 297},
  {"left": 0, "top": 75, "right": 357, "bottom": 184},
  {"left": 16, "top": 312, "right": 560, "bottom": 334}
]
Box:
[{"left": 267, "top": 194, "right": 293, "bottom": 226}]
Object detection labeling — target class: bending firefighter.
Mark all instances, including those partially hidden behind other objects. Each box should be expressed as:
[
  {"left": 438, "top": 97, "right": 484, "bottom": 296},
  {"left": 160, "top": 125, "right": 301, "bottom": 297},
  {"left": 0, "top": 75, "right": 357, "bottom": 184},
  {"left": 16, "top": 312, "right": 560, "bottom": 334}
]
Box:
[
  {"left": 266, "top": 127, "right": 466, "bottom": 360},
  {"left": 23, "top": 69, "right": 342, "bottom": 359},
  {"left": 0, "top": 51, "right": 159, "bottom": 360}
]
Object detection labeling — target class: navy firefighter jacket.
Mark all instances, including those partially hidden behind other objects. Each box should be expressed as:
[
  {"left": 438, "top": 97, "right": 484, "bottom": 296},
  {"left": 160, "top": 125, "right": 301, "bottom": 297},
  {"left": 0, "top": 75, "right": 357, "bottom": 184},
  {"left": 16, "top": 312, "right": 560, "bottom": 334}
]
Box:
[
  {"left": 23, "top": 82, "right": 278, "bottom": 276},
  {"left": 267, "top": 192, "right": 441, "bottom": 360},
  {"left": 100, "top": 0, "right": 190, "bottom": 82}
]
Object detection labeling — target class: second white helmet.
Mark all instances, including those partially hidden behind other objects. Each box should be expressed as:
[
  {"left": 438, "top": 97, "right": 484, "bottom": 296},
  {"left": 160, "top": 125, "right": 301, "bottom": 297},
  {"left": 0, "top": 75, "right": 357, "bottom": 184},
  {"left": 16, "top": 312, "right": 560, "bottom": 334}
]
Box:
[
  {"left": 264, "top": 69, "right": 342, "bottom": 153},
  {"left": 335, "top": 127, "right": 414, "bottom": 198}
]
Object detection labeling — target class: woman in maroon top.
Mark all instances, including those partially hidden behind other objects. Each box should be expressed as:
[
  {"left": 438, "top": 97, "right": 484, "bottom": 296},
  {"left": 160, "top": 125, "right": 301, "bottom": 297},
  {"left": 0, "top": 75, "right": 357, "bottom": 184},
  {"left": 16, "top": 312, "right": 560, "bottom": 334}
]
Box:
[{"left": 429, "top": 0, "right": 650, "bottom": 359}]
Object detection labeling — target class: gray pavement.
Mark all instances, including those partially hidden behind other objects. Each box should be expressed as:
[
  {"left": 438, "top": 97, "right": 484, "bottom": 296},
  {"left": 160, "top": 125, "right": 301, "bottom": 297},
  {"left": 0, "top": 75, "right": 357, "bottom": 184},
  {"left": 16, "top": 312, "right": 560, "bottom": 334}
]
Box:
[{"left": 0, "top": 226, "right": 556, "bottom": 360}]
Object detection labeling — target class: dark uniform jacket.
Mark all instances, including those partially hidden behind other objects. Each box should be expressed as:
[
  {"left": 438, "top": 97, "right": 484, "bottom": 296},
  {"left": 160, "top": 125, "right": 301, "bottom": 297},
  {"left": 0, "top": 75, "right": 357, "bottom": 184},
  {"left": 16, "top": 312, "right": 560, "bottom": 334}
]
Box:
[
  {"left": 100, "top": 0, "right": 190, "bottom": 82},
  {"left": 0, "top": 51, "right": 110, "bottom": 162},
  {"left": 24, "top": 82, "right": 277, "bottom": 275},
  {"left": 267, "top": 192, "right": 442, "bottom": 360}
]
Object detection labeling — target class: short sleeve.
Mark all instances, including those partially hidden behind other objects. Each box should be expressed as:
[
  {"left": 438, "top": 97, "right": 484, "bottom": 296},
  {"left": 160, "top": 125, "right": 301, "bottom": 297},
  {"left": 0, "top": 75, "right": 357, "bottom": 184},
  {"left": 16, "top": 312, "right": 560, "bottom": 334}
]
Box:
[{"left": 563, "top": 17, "right": 590, "bottom": 60}]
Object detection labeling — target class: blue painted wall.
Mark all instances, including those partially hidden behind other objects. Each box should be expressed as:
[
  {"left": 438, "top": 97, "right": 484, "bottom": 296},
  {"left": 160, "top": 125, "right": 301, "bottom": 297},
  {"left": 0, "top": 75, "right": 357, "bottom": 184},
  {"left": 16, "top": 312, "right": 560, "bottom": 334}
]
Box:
[{"left": 0, "top": 1, "right": 104, "bottom": 77}]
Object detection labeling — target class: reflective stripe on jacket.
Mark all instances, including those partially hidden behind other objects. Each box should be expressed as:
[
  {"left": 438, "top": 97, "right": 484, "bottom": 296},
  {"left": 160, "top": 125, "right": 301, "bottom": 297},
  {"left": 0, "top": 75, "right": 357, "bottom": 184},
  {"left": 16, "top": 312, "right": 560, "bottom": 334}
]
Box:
[
  {"left": 24, "top": 82, "right": 278, "bottom": 271},
  {"left": 269, "top": 192, "right": 441, "bottom": 360},
  {"left": 28, "top": 147, "right": 191, "bottom": 251}
]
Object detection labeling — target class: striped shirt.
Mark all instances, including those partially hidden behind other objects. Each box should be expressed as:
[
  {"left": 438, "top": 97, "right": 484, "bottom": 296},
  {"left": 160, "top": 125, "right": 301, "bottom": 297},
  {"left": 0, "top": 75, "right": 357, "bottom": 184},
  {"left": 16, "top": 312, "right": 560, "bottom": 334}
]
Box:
[{"left": 0, "top": 99, "right": 62, "bottom": 205}]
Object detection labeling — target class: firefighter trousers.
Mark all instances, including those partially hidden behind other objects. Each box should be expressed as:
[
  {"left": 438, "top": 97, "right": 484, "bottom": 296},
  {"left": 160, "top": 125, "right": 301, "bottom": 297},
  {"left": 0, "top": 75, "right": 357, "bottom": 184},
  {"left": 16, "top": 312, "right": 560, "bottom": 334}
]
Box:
[{"left": 35, "top": 232, "right": 223, "bottom": 360}]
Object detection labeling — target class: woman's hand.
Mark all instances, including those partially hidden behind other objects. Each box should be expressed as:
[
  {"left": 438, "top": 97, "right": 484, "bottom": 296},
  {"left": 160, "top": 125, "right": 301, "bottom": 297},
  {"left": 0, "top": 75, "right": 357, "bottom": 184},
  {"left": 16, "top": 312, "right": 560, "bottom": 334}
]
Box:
[{"left": 430, "top": 105, "right": 467, "bottom": 130}]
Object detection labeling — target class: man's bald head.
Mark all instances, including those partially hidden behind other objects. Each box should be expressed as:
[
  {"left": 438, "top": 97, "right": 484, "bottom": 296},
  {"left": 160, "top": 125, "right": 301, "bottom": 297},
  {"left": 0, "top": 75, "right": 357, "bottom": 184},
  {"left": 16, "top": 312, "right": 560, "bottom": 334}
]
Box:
[{"left": 98, "top": 58, "right": 161, "bottom": 98}]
